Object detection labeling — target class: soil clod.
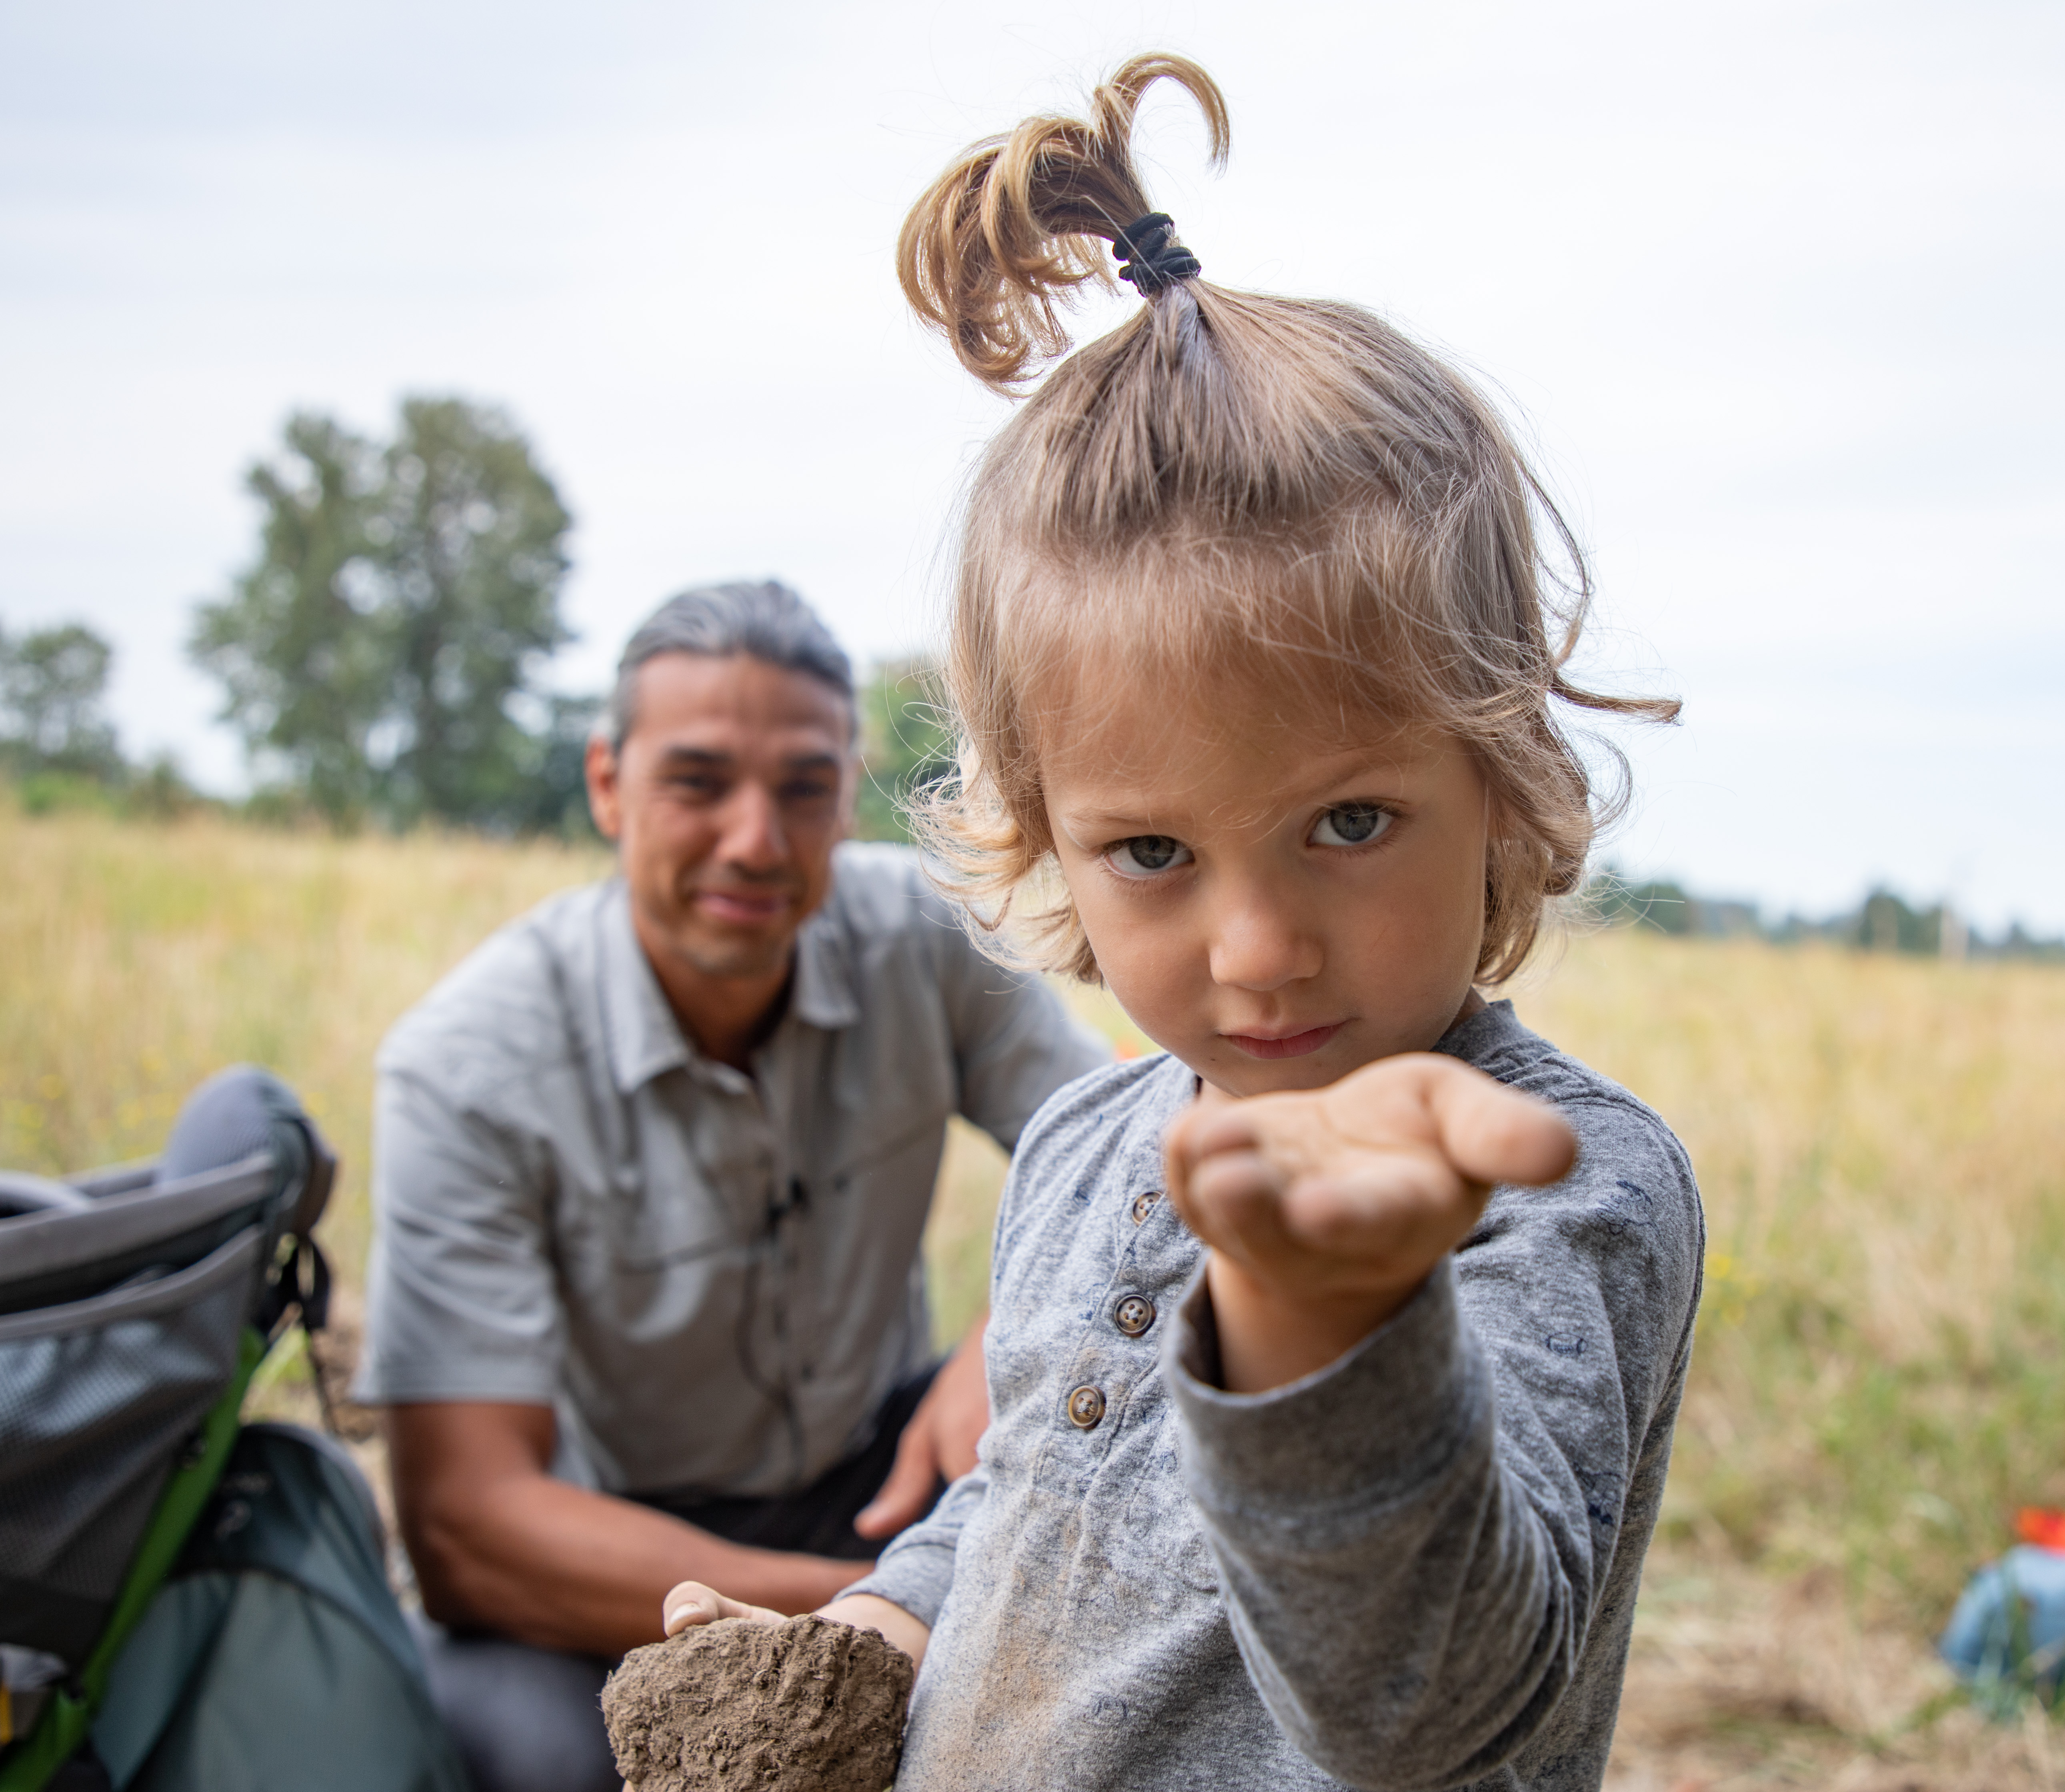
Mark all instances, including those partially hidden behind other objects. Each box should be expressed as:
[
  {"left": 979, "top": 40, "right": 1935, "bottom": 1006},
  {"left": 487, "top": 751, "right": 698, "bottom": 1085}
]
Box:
[{"left": 603, "top": 1614, "right": 914, "bottom": 1792}]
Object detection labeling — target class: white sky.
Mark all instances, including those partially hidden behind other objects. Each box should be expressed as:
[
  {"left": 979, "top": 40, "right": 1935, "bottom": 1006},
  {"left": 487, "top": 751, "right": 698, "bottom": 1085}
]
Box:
[{"left": 2, "top": 0, "right": 2059, "bottom": 930}]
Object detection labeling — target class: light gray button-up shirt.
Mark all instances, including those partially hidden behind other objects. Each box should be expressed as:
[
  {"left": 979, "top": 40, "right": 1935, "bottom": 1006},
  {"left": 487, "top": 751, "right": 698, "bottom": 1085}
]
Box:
[{"left": 355, "top": 842, "right": 1107, "bottom": 1499}]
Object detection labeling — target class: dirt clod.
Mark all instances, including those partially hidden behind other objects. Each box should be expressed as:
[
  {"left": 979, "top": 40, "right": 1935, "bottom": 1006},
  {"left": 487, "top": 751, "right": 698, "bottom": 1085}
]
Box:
[{"left": 603, "top": 1615, "right": 914, "bottom": 1792}]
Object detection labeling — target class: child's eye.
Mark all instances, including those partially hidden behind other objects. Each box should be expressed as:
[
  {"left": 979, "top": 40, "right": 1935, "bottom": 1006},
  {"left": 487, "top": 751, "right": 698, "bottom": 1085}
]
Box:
[
  {"left": 1105, "top": 835, "right": 1193, "bottom": 879},
  {"left": 1310, "top": 803, "right": 1393, "bottom": 848}
]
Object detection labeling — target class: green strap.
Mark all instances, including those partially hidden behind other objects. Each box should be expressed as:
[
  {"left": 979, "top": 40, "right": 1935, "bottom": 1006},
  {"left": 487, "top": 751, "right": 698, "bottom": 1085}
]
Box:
[{"left": 0, "top": 1327, "right": 267, "bottom": 1792}]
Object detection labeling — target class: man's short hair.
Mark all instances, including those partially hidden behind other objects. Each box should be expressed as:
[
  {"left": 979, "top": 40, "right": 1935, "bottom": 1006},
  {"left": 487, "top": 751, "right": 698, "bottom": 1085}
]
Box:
[{"left": 605, "top": 580, "right": 856, "bottom": 750}]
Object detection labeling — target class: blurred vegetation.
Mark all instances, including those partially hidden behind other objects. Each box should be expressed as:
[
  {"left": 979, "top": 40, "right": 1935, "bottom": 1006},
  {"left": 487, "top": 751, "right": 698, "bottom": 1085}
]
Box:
[
  {"left": 0, "top": 618, "right": 208, "bottom": 821},
  {"left": 853, "top": 658, "right": 953, "bottom": 844},
  {"left": 1585, "top": 864, "right": 2060, "bottom": 962},
  {"left": 4, "top": 802, "right": 2063, "bottom": 1641},
  {"left": 1521, "top": 926, "right": 2065, "bottom": 1622},
  {"left": 190, "top": 396, "right": 594, "bottom": 837}
]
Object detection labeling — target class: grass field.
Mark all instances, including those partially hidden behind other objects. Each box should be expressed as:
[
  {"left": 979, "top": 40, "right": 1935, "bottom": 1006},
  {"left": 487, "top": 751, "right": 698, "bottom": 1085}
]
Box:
[{"left": 9, "top": 800, "right": 2065, "bottom": 1786}]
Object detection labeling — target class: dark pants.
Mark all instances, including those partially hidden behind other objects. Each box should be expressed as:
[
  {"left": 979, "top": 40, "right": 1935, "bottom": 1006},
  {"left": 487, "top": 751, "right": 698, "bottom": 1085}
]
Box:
[{"left": 414, "top": 1367, "right": 941, "bottom": 1792}]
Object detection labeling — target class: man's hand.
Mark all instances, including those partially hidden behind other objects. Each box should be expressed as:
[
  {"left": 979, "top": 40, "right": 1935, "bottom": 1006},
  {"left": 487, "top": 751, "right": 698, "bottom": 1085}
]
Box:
[
  {"left": 852, "top": 1322, "right": 988, "bottom": 1540},
  {"left": 1164, "top": 1054, "right": 1577, "bottom": 1394},
  {"left": 661, "top": 1581, "right": 933, "bottom": 1666}
]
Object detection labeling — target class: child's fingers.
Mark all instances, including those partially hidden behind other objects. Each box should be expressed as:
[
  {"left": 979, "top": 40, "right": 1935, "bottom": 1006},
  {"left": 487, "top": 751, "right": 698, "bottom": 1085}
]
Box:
[
  {"left": 661, "top": 1580, "right": 783, "bottom": 1636},
  {"left": 1181, "top": 1144, "right": 1289, "bottom": 1240},
  {"left": 1163, "top": 1102, "right": 1263, "bottom": 1203},
  {"left": 1408, "top": 1056, "right": 1577, "bottom": 1190},
  {"left": 1275, "top": 1150, "right": 1485, "bottom": 1261}
]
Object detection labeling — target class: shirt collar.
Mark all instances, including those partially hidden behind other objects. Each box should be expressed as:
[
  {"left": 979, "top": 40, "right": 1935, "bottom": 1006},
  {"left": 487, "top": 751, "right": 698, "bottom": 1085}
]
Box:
[{"left": 599, "top": 878, "right": 861, "bottom": 1096}]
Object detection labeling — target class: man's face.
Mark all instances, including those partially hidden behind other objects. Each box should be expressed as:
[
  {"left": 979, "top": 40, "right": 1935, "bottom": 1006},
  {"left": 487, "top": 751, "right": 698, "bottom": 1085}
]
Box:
[{"left": 586, "top": 653, "right": 856, "bottom": 982}]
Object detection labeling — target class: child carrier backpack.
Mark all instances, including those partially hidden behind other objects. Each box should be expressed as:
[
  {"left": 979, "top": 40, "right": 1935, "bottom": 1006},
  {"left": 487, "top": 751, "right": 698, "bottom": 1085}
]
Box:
[{"left": 0, "top": 1067, "right": 464, "bottom": 1792}]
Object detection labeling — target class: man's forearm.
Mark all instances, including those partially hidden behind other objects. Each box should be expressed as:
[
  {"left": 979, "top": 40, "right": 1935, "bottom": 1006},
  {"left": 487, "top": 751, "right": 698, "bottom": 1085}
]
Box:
[{"left": 414, "top": 1473, "right": 872, "bottom": 1656}]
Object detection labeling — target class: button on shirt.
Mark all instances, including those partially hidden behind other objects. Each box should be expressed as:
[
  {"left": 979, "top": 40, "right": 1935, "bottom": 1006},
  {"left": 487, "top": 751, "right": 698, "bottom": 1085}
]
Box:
[{"left": 354, "top": 842, "right": 1108, "bottom": 1499}]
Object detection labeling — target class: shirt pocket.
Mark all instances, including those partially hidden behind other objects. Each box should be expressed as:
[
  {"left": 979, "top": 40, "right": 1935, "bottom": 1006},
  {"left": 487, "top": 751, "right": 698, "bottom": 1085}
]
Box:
[{"left": 554, "top": 1136, "right": 741, "bottom": 1280}]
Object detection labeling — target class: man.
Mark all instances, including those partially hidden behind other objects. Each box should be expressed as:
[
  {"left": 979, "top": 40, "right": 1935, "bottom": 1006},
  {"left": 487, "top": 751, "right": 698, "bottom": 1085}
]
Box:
[{"left": 354, "top": 582, "right": 1106, "bottom": 1792}]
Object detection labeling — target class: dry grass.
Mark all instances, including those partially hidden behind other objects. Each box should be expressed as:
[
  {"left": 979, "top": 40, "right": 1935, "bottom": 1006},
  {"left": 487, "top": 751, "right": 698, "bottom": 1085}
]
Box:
[
  {"left": 7, "top": 801, "right": 2065, "bottom": 1780},
  {"left": 1518, "top": 930, "right": 2065, "bottom": 1624},
  {"left": 0, "top": 803, "right": 614, "bottom": 1273}
]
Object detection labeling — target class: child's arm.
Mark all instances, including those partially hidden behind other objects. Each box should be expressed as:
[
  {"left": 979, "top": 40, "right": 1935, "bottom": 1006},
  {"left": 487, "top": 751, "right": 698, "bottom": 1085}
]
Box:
[{"left": 1163, "top": 1053, "right": 1700, "bottom": 1786}]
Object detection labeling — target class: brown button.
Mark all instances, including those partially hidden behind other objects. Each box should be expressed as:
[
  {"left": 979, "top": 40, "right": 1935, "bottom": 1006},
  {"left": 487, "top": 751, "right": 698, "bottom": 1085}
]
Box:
[
  {"left": 1114, "top": 1295, "right": 1156, "bottom": 1338},
  {"left": 1066, "top": 1384, "right": 1107, "bottom": 1429},
  {"left": 1131, "top": 1191, "right": 1161, "bottom": 1225}
]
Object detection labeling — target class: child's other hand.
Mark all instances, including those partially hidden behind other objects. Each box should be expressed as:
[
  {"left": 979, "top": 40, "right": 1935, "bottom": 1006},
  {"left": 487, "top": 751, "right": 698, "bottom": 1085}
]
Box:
[
  {"left": 661, "top": 1580, "right": 784, "bottom": 1635},
  {"left": 660, "top": 1582, "right": 932, "bottom": 1666},
  {"left": 1164, "top": 1054, "right": 1577, "bottom": 1392}
]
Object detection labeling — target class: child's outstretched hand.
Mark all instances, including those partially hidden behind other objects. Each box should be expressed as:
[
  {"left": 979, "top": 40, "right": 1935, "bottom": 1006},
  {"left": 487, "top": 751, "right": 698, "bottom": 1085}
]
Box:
[{"left": 1164, "top": 1054, "right": 1578, "bottom": 1393}]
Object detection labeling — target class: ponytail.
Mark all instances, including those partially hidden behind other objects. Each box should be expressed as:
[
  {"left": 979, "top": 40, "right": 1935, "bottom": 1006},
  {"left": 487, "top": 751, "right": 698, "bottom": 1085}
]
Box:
[{"left": 896, "top": 54, "right": 1228, "bottom": 390}]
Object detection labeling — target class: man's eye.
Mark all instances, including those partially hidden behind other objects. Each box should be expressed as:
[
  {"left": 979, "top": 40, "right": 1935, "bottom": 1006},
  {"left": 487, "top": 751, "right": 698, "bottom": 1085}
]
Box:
[
  {"left": 1106, "top": 836, "right": 1192, "bottom": 879},
  {"left": 1310, "top": 804, "right": 1392, "bottom": 848}
]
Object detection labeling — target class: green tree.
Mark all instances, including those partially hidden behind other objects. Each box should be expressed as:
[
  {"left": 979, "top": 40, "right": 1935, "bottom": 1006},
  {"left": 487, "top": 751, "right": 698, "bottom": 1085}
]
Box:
[
  {"left": 192, "top": 397, "right": 574, "bottom": 828},
  {"left": 855, "top": 660, "right": 955, "bottom": 843},
  {"left": 0, "top": 620, "right": 122, "bottom": 777}
]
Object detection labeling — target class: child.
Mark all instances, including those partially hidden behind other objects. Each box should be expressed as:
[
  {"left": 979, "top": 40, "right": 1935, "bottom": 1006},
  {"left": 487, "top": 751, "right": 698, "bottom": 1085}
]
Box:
[{"left": 661, "top": 54, "right": 1703, "bottom": 1792}]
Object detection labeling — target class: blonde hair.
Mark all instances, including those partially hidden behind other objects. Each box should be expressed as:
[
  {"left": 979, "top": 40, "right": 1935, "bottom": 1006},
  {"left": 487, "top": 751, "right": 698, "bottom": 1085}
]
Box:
[{"left": 899, "top": 53, "right": 1678, "bottom": 986}]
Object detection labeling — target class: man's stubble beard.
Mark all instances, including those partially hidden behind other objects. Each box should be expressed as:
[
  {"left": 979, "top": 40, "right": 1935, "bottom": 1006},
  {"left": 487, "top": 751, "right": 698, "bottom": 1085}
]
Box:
[{"left": 671, "top": 926, "right": 796, "bottom": 982}]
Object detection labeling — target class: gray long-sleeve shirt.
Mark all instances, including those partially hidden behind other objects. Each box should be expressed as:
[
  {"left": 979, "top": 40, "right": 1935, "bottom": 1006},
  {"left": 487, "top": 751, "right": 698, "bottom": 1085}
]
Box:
[{"left": 849, "top": 1000, "right": 1703, "bottom": 1792}]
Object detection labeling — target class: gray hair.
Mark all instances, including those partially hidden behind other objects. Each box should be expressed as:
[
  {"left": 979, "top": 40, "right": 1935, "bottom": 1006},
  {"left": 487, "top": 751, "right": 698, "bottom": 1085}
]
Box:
[{"left": 604, "top": 580, "right": 856, "bottom": 749}]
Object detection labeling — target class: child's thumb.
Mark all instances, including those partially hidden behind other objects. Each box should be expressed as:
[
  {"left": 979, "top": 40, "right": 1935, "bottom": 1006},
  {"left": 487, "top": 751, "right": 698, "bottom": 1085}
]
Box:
[{"left": 1417, "top": 1057, "right": 1578, "bottom": 1190}]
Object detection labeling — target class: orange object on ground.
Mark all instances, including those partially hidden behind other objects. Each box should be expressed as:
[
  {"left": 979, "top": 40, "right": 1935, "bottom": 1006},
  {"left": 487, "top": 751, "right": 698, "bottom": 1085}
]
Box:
[{"left": 2015, "top": 1508, "right": 2065, "bottom": 1552}]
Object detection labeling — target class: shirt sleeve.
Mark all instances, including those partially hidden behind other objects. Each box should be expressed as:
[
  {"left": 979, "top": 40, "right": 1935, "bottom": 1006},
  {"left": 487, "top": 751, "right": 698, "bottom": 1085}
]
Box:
[
  {"left": 930, "top": 909, "right": 1110, "bottom": 1153},
  {"left": 351, "top": 1059, "right": 565, "bottom": 1407},
  {"left": 843, "top": 1464, "right": 990, "bottom": 1630},
  {"left": 1163, "top": 1098, "right": 1702, "bottom": 1788}
]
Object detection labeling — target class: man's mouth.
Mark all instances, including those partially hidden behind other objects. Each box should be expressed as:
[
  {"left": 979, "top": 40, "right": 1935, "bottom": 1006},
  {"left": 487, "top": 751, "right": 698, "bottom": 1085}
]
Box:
[
  {"left": 1221, "top": 1023, "right": 1344, "bottom": 1061},
  {"left": 692, "top": 886, "right": 794, "bottom": 927}
]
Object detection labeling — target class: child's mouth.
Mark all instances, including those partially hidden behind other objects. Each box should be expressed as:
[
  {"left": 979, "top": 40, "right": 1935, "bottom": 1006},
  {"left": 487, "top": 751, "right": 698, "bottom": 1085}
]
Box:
[{"left": 1222, "top": 1024, "right": 1343, "bottom": 1060}]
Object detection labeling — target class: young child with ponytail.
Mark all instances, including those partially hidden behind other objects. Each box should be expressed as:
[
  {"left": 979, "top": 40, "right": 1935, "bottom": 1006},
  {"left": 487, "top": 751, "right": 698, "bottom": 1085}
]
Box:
[{"left": 659, "top": 55, "right": 1703, "bottom": 1791}]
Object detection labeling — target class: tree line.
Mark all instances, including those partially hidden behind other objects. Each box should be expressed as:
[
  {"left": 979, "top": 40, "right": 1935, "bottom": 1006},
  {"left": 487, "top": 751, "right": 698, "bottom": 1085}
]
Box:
[
  {"left": 4, "top": 394, "right": 2055, "bottom": 956},
  {"left": 1583, "top": 870, "right": 2060, "bottom": 963},
  {"left": 2, "top": 394, "right": 950, "bottom": 843}
]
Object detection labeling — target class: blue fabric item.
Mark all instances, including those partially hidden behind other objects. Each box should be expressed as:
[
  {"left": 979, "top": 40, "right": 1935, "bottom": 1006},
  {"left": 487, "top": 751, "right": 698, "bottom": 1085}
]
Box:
[
  {"left": 91, "top": 1424, "right": 464, "bottom": 1792},
  {"left": 1940, "top": 1546, "right": 2065, "bottom": 1692}
]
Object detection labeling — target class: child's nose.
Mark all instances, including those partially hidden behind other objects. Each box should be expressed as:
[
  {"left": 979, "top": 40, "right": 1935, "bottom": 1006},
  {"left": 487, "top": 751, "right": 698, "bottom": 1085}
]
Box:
[{"left": 1205, "top": 891, "right": 1324, "bottom": 992}]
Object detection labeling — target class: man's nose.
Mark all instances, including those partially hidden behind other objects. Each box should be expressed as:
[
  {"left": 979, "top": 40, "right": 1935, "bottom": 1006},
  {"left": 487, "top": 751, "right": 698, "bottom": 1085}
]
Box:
[
  {"left": 716, "top": 782, "right": 790, "bottom": 872},
  {"left": 1205, "top": 881, "right": 1324, "bottom": 992}
]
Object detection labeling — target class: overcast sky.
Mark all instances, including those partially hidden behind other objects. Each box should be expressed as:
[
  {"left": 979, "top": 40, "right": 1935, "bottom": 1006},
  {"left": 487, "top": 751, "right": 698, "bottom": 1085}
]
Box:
[{"left": 2, "top": 0, "right": 2059, "bottom": 929}]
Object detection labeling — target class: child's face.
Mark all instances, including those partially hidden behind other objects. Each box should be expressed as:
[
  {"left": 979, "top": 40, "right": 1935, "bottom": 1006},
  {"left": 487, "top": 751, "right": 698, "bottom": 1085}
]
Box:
[{"left": 1042, "top": 680, "right": 1490, "bottom": 1099}]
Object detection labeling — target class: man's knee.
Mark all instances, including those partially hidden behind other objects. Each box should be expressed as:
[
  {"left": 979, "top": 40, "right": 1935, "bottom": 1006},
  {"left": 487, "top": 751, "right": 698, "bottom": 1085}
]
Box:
[{"left": 409, "top": 1615, "right": 618, "bottom": 1792}]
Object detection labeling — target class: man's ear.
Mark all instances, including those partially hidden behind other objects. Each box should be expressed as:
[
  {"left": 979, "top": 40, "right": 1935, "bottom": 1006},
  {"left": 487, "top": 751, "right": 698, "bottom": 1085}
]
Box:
[{"left": 585, "top": 735, "right": 624, "bottom": 843}]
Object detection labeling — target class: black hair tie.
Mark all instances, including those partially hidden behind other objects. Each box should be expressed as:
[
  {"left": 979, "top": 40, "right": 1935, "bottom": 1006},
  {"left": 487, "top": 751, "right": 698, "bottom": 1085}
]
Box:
[{"left": 1113, "top": 212, "right": 1202, "bottom": 294}]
